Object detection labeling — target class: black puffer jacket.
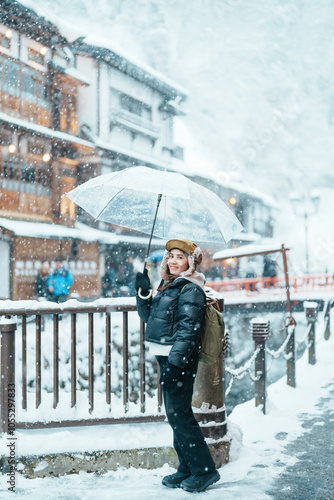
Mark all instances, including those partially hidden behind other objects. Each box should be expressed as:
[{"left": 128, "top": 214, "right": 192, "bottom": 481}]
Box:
[{"left": 136, "top": 278, "right": 206, "bottom": 368}]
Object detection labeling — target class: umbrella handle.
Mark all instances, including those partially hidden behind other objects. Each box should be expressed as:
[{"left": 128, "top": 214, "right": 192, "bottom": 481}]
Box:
[{"left": 138, "top": 287, "right": 153, "bottom": 300}]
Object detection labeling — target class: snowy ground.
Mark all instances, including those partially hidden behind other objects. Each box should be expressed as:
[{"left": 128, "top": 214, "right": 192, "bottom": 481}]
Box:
[{"left": 0, "top": 309, "right": 333, "bottom": 498}]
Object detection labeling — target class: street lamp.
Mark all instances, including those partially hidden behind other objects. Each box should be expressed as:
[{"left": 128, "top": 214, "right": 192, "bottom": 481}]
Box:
[{"left": 289, "top": 190, "right": 321, "bottom": 273}]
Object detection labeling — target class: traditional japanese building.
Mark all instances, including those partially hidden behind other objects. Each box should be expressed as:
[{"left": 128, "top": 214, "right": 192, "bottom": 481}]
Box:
[
  {"left": 0, "top": 1, "right": 187, "bottom": 300},
  {"left": 0, "top": 1, "right": 101, "bottom": 299}
]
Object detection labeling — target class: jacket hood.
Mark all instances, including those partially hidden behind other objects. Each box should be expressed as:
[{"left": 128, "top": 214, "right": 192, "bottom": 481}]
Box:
[{"left": 175, "top": 271, "right": 206, "bottom": 290}]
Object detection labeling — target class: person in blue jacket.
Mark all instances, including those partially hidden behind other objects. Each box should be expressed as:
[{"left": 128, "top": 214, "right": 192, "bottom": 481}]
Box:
[
  {"left": 48, "top": 257, "right": 73, "bottom": 303},
  {"left": 135, "top": 239, "right": 220, "bottom": 493}
]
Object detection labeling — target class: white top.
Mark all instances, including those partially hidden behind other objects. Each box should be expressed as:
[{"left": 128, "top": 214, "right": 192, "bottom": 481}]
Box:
[{"left": 147, "top": 342, "right": 172, "bottom": 357}]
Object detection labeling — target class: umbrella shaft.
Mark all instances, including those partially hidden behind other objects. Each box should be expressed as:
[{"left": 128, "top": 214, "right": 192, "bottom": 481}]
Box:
[{"left": 144, "top": 193, "right": 162, "bottom": 271}]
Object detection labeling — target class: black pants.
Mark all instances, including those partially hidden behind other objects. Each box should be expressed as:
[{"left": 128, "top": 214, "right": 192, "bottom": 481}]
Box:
[{"left": 156, "top": 352, "right": 216, "bottom": 476}]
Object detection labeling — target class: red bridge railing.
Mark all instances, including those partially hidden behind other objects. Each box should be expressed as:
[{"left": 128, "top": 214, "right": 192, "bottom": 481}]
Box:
[{"left": 206, "top": 273, "right": 334, "bottom": 295}]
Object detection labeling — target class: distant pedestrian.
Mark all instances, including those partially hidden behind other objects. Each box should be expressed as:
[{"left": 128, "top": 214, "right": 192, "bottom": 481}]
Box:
[
  {"left": 246, "top": 261, "right": 257, "bottom": 292},
  {"left": 263, "top": 256, "right": 277, "bottom": 288},
  {"left": 34, "top": 260, "right": 52, "bottom": 300},
  {"left": 48, "top": 257, "right": 73, "bottom": 303}
]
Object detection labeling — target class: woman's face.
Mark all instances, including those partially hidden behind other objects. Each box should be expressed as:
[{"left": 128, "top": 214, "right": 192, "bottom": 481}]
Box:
[{"left": 167, "top": 248, "right": 189, "bottom": 276}]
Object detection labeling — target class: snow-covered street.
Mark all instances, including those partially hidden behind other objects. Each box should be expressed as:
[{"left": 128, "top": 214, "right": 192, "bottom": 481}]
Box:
[{"left": 1, "top": 314, "right": 333, "bottom": 499}]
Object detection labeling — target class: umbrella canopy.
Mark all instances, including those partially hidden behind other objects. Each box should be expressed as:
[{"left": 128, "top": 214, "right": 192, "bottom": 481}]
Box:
[
  {"left": 148, "top": 249, "right": 165, "bottom": 262},
  {"left": 66, "top": 166, "right": 243, "bottom": 244}
]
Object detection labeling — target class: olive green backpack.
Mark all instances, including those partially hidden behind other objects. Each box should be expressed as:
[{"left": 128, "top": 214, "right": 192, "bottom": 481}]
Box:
[
  {"left": 199, "top": 297, "right": 226, "bottom": 365},
  {"left": 181, "top": 285, "right": 227, "bottom": 365}
]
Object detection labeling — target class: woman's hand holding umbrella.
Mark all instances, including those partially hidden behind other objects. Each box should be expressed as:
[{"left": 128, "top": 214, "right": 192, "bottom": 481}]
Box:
[{"left": 135, "top": 269, "right": 152, "bottom": 299}]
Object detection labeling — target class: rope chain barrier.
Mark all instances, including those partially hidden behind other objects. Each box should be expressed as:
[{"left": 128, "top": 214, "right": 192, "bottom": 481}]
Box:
[{"left": 225, "top": 346, "right": 262, "bottom": 397}]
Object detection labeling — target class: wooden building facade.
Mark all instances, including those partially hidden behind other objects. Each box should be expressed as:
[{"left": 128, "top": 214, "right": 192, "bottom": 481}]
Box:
[{"left": 0, "top": 2, "right": 101, "bottom": 300}]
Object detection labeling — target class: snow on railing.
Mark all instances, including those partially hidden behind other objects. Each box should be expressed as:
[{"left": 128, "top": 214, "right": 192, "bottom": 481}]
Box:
[
  {"left": 0, "top": 299, "right": 163, "bottom": 432},
  {"left": 0, "top": 297, "right": 332, "bottom": 432}
]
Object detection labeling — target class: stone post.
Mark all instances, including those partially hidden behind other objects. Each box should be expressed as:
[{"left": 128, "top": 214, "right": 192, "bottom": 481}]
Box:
[
  {"left": 304, "top": 301, "right": 318, "bottom": 365},
  {"left": 324, "top": 300, "right": 331, "bottom": 341},
  {"left": 251, "top": 319, "right": 270, "bottom": 414},
  {"left": 285, "top": 315, "right": 296, "bottom": 388}
]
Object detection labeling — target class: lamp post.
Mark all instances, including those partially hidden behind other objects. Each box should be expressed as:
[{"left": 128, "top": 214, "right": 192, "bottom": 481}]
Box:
[{"left": 290, "top": 190, "right": 321, "bottom": 273}]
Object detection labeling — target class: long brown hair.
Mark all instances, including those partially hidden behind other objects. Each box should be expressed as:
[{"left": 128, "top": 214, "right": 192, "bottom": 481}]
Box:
[{"left": 157, "top": 276, "right": 176, "bottom": 292}]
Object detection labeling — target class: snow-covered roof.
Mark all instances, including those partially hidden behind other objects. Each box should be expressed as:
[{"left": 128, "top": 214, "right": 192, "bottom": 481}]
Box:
[
  {"left": 2, "top": 0, "right": 67, "bottom": 46},
  {"left": 0, "top": 112, "right": 94, "bottom": 149},
  {"left": 0, "top": 218, "right": 113, "bottom": 243},
  {"left": 0, "top": 218, "right": 164, "bottom": 247},
  {"left": 213, "top": 242, "right": 288, "bottom": 260},
  {"left": 13, "top": 2, "right": 186, "bottom": 100},
  {"left": 48, "top": 61, "right": 91, "bottom": 86},
  {"left": 75, "top": 36, "right": 188, "bottom": 99}
]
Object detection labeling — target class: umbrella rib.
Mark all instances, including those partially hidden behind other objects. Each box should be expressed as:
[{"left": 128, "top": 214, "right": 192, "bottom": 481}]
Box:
[{"left": 95, "top": 187, "right": 127, "bottom": 220}]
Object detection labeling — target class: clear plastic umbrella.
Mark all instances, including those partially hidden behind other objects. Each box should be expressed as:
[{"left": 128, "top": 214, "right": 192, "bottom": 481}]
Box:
[{"left": 66, "top": 166, "right": 243, "bottom": 257}]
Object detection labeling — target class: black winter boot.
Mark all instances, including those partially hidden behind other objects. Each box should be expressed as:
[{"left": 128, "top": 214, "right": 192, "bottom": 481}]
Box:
[
  {"left": 180, "top": 470, "right": 220, "bottom": 493},
  {"left": 162, "top": 471, "right": 191, "bottom": 488}
]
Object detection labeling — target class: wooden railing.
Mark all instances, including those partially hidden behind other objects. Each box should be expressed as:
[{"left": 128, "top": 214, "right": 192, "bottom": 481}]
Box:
[
  {"left": 0, "top": 299, "right": 163, "bottom": 432},
  {"left": 0, "top": 297, "right": 332, "bottom": 433}
]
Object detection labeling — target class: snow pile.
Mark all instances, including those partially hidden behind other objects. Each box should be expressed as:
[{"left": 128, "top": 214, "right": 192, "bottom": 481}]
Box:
[{"left": 13, "top": 311, "right": 158, "bottom": 423}]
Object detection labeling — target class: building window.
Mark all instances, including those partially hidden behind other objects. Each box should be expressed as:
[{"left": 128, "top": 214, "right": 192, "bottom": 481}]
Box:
[
  {"left": 162, "top": 114, "right": 173, "bottom": 148},
  {"left": 0, "top": 56, "right": 51, "bottom": 126},
  {"left": 22, "top": 70, "right": 37, "bottom": 103},
  {"left": 0, "top": 134, "right": 10, "bottom": 147},
  {"left": 28, "top": 47, "right": 45, "bottom": 66},
  {"left": 59, "top": 91, "right": 78, "bottom": 135},
  {"left": 36, "top": 164, "right": 52, "bottom": 196},
  {"left": 2, "top": 159, "right": 20, "bottom": 191},
  {"left": 21, "top": 164, "right": 36, "bottom": 193},
  {"left": 119, "top": 92, "right": 152, "bottom": 121},
  {"left": 0, "top": 33, "right": 11, "bottom": 50},
  {"left": 3, "top": 58, "right": 20, "bottom": 97},
  {"left": 60, "top": 175, "right": 76, "bottom": 221}
]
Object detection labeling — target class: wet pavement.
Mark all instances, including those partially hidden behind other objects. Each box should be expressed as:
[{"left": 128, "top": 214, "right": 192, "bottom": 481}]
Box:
[{"left": 267, "top": 382, "right": 334, "bottom": 499}]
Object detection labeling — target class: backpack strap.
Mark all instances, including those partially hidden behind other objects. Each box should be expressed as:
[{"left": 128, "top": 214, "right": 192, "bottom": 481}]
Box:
[
  {"left": 180, "top": 283, "right": 209, "bottom": 309},
  {"left": 207, "top": 297, "right": 221, "bottom": 312}
]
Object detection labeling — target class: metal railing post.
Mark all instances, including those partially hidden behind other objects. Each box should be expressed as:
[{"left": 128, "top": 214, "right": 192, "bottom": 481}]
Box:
[
  {"left": 304, "top": 301, "right": 318, "bottom": 365},
  {"left": 0, "top": 317, "right": 17, "bottom": 434},
  {"left": 251, "top": 319, "right": 270, "bottom": 414}
]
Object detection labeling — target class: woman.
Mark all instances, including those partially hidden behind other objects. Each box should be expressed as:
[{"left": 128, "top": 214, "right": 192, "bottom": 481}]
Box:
[{"left": 135, "top": 239, "right": 220, "bottom": 493}]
